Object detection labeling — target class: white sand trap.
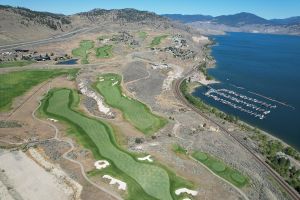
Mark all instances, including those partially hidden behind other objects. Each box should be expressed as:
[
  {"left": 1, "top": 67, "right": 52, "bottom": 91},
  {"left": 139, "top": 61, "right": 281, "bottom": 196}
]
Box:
[
  {"left": 112, "top": 81, "right": 118, "bottom": 86},
  {"left": 103, "top": 175, "right": 127, "bottom": 191},
  {"left": 175, "top": 188, "right": 198, "bottom": 196},
  {"left": 183, "top": 198, "right": 191, "bottom": 200},
  {"left": 94, "top": 160, "right": 110, "bottom": 169},
  {"left": 138, "top": 155, "right": 153, "bottom": 162},
  {"left": 78, "top": 81, "right": 113, "bottom": 116},
  {"left": 48, "top": 118, "right": 58, "bottom": 122}
]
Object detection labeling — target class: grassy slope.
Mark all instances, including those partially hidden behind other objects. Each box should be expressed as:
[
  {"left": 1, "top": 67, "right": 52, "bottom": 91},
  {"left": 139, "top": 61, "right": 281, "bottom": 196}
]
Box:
[
  {"left": 95, "top": 45, "right": 113, "bottom": 58},
  {"left": 43, "top": 89, "right": 172, "bottom": 200},
  {"left": 192, "top": 151, "right": 248, "bottom": 188},
  {"left": 0, "top": 60, "right": 36, "bottom": 68},
  {"left": 150, "top": 35, "right": 168, "bottom": 47},
  {"left": 0, "top": 69, "right": 78, "bottom": 112},
  {"left": 72, "top": 40, "right": 94, "bottom": 64},
  {"left": 94, "top": 73, "right": 167, "bottom": 135},
  {"left": 138, "top": 31, "right": 147, "bottom": 40}
]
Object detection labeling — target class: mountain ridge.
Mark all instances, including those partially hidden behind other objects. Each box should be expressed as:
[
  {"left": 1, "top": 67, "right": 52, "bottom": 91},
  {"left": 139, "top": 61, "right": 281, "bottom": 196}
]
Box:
[{"left": 162, "top": 12, "right": 300, "bottom": 26}]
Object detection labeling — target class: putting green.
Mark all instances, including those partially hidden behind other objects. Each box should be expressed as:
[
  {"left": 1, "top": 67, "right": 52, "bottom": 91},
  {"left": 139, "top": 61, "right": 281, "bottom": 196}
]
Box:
[
  {"left": 212, "top": 162, "right": 226, "bottom": 172},
  {"left": 94, "top": 73, "right": 167, "bottom": 135},
  {"left": 138, "top": 31, "right": 147, "bottom": 40},
  {"left": 192, "top": 151, "right": 248, "bottom": 188},
  {"left": 192, "top": 151, "right": 208, "bottom": 161},
  {"left": 72, "top": 40, "right": 94, "bottom": 64},
  {"left": 150, "top": 35, "right": 168, "bottom": 47},
  {"left": 95, "top": 45, "right": 113, "bottom": 58},
  {"left": 0, "top": 69, "right": 78, "bottom": 112},
  {"left": 43, "top": 89, "right": 173, "bottom": 200},
  {"left": 231, "top": 172, "right": 246, "bottom": 184}
]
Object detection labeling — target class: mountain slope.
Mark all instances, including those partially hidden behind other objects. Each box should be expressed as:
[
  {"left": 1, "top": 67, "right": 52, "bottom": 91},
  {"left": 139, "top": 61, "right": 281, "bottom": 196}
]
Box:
[
  {"left": 162, "top": 14, "right": 213, "bottom": 23},
  {"left": 163, "top": 12, "right": 300, "bottom": 35},
  {"left": 0, "top": 5, "right": 74, "bottom": 44}
]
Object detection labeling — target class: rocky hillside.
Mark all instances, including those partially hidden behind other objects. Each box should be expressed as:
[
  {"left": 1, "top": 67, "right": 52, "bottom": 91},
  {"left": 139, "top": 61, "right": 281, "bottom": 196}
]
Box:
[
  {"left": 0, "top": 5, "right": 74, "bottom": 44},
  {"left": 0, "top": 6, "right": 195, "bottom": 45}
]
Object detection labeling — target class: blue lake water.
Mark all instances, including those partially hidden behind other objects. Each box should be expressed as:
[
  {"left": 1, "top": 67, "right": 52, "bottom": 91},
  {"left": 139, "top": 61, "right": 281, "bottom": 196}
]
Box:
[
  {"left": 193, "top": 32, "right": 300, "bottom": 150},
  {"left": 56, "top": 59, "right": 78, "bottom": 65}
]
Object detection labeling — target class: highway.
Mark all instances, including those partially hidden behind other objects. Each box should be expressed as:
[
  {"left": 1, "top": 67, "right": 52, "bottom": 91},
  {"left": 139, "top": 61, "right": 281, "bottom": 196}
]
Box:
[
  {"left": 173, "top": 75, "right": 300, "bottom": 200},
  {"left": 0, "top": 26, "right": 99, "bottom": 51}
]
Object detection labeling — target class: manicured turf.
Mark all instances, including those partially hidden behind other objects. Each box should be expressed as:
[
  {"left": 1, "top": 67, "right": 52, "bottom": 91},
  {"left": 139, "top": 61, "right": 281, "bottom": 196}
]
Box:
[
  {"left": 138, "top": 31, "right": 147, "bottom": 40},
  {"left": 95, "top": 45, "right": 113, "bottom": 58},
  {"left": 72, "top": 40, "right": 94, "bottom": 64},
  {"left": 94, "top": 73, "right": 167, "bottom": 135},
  {"left": 0, "top": 69, "right": 78, "bottom": 112},
  {"left": 192, "top": 151, "right": 248, "bottom": 188},
  {"left": 42, "top": 88, "right": 173, "bottom": 200},
  {"left": 172, "top": 144, "right": 187, "bottom": 155},
  {"left": 150, "top": 35, "right": 168, "bottom": 47},
  {"left": 0, "top": 60, "right": 35, "bottom": 68}
]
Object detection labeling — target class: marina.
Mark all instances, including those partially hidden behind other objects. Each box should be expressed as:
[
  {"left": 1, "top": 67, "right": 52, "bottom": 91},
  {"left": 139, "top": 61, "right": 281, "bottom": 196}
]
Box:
[{"left": 204, "top": 87, "right": 274, "bottom": 120}]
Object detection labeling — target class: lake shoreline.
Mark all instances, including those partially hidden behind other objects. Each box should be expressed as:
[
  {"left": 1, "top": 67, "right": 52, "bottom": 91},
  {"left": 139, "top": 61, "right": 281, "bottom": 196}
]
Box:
[{"left": 192, "top": 33, "right": 300, "bottom": 152}]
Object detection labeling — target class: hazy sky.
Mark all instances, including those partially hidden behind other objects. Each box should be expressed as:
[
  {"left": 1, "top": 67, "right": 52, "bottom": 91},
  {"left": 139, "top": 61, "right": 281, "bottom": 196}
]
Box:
[{"left": 1, "top": 0, "right": 300, "bottom": 19}]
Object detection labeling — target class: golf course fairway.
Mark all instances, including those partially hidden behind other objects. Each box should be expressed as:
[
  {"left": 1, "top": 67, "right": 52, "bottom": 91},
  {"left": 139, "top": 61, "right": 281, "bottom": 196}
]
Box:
[
  {"left": 94, "top": 73, "right": 167, "bottom": 135},
  {"left": 42, "top": 88, "right": 174, "bottom": 200}
]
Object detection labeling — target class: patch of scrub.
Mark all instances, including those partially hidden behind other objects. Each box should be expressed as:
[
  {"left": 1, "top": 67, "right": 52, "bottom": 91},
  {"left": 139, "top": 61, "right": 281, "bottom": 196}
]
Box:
[
  {"left": 72, "top": 40, "right": 94, "bottom": 64},
  {"left": 0, "top": 69, "right": 79, "bottom": 112},
  {"left": 94, "top": 73, "right": 167, "bottom": 135},
  {"left": 162, "top": 64, "right": 183, "bottom": 91},
  {"left": 0, "top": 149, "right": 81, "bottom": 200},
  {"left": 175, "top": 188, "right": 198, "bottom": 196},
  {"left": 103, "top": 175, "right": 127, "bottom": 190},
  {"left": 42, "top": 89, "right": 174, "bottom": 200},
  {"left": 78, "top": 79, "right": 113, "bottom": 117},
  {"left": 192, "top": 151, "right": 248, "bottom": 188},
  {"left": 95, "top": 45, "right": 113, "bottom": 58},
  {"left": 28, "top": 148, "right": 82, "bottom": 199}
]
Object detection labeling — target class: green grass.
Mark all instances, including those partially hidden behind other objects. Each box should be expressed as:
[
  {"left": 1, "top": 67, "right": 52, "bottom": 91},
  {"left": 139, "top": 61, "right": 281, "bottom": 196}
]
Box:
[
  {"left": 72, "top": 40, "right": 94, "bottom": 64},
  {"left": 40, "top": 88, "right": 192, "bottom": 200},
  {"left": 0, "top": 69, "right": 79, "bottom": 112},
  {"left": 95, "top": 45, "right": 113, "bottom": 58},
  {"left": 94, "top": 73, "right": 167, "bottom": 135},
  {"left": 172, "top": 144, "right": 188, "bottom": 155},
  {"left": 138, "top": 31, "right": 147, "bottom": 40},
  {"left": 192, "top": 151, "right": 248, "bottom": 188},
  {"left": 150, "top": 35, "right": 168, "bottom": 47},
  {"left": 0, "top": 60, "right": 35, "bottom": 68}
]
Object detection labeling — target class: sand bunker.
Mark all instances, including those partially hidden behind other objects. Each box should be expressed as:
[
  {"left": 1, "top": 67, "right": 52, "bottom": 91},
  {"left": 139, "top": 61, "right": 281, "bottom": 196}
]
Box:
[
  {"left": 102, "top": 175, "right": 127, "bottom": 191},
  {"left": 137, "top": 155, "right": 153, "bottom": 162},
  {"left": 78, "top": 80, "right": 113, "bottom": 116},
  {"left": 112, "top": 81, "right": 119, "bottom": 86},
  {"left": 175, "top": 188, "right": 198, "bottom": 196},
  {"left": 94, "top": 160, "right": 110, "bottom": 169},
  {"left": 48, "top": 118, "right": 58, "bottom": 122},
  {"left": 183, "top": 198, "right": 191, "bottom": 200}
]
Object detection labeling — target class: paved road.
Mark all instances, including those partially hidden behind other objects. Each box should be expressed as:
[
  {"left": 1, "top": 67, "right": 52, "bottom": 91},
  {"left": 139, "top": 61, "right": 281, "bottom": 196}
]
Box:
[
  {"left": 173, "top": 74, "right": 300, "bottom": 200},
  {"left": 0, "top": 26, "right": 99, "bottom": 51}
]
